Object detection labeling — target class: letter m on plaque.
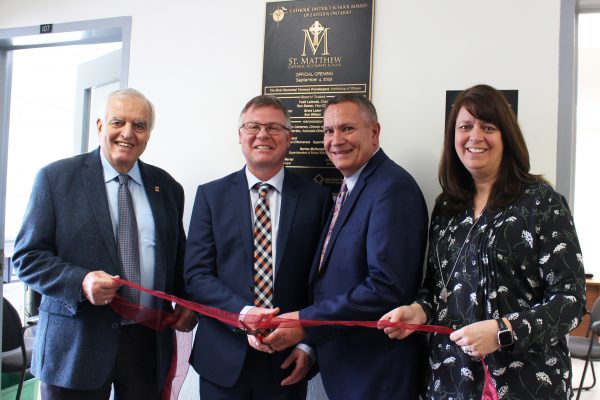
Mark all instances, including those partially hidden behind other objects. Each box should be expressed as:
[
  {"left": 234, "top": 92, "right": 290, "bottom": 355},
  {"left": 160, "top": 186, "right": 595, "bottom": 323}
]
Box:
[{"left": 302, "top": 21, "right": 330, "bottom": 56}]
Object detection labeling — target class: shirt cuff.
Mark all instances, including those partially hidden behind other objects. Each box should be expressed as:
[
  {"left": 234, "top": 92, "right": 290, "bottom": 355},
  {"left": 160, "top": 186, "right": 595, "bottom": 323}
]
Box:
[
  {"left": 295, "top": 343, "right": 315, "bottom": 361},
  {"left": 414, "top": 299, "right": 432, "bottom": 325},
  {"left": 240, "top": 305, "right": 254, "bottom": 321}
]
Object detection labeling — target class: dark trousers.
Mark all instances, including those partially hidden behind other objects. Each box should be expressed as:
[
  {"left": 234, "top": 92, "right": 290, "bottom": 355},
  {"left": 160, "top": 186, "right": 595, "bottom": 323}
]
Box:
[
  {"left": 41, "top": 324, "right": 162, "bottom": 400},
  {"left": 200, "top": 348, "right": 307, "bottom": 400}
]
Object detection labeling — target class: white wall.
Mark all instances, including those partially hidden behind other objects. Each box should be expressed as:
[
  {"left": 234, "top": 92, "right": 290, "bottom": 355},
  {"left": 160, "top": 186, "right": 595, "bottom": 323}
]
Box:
[{"left": 0, "top": 0, "right": 565, "bottom": 226}]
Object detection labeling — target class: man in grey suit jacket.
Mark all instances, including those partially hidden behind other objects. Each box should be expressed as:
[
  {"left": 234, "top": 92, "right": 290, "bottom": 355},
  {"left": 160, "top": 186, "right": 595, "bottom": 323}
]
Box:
[{"left": 12, "top": 88, "right": 197, "bottom": 400}]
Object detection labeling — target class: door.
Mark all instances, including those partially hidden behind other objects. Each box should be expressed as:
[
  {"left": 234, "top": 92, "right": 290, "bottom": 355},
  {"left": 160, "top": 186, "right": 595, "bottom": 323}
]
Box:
[{"left": 74, "top": 49, "right": 121, "bottom": 153}]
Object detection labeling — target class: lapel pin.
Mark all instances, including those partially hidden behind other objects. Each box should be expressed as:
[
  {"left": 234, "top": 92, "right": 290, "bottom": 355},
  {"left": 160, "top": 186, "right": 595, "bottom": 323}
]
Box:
[{"left": 154, "top": 185, "right": 160, "bottom": 193}]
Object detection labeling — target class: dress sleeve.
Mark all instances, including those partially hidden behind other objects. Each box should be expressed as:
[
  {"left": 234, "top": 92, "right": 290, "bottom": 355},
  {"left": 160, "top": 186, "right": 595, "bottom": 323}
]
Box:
[{"left": 505, "top": 189, "right": 586, "bottom": 354}]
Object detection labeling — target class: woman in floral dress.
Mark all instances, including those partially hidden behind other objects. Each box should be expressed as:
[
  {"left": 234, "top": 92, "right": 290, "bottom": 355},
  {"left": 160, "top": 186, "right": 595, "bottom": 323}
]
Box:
[{"left": 380, "top": 84, "right": 586, "bottom": 399}]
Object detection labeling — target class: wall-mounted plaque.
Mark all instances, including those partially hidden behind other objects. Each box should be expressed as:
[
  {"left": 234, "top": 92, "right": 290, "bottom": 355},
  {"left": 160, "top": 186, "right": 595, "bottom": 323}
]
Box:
[{"left": 263, "top": 0, "right": 374, "bottom": 190}]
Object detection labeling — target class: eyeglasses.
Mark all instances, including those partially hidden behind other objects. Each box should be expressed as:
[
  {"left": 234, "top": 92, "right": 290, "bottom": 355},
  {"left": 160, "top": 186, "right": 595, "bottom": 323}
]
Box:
[{"left": 240, "top": 122, "right": 290, "bottom": 136}]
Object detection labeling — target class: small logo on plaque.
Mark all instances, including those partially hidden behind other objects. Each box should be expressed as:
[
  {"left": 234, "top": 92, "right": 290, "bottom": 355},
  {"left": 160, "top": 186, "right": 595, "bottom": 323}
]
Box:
[{"left": 272, "top": 7, "right": 287, "bottom": 26}]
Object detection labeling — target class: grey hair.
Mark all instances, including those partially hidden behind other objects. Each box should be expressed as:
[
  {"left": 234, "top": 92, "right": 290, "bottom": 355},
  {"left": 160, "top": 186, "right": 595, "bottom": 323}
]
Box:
[
  {"left": 103, "top": 88, "right": 156, "bottom": 131},
  {"left": 324, "top": 93, "right": 378, "bottom": 123}
]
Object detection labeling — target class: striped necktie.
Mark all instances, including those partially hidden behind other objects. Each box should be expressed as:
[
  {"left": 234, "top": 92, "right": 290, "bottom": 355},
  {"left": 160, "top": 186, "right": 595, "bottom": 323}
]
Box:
[{"left": 319, "top": 181, "right": 348, "bottom": 269}]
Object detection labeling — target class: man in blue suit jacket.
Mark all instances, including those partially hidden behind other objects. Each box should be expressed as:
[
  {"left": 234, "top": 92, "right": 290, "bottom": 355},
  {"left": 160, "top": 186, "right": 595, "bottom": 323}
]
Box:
[
  {"left": 264, "top": 94, "right": 429, "bottom": 399},
  {"left": 184, "top": 95, "right": 331, "bottom": 399},
  {"left": 12, "top": 89, "right": 196, "bottom": 399}
]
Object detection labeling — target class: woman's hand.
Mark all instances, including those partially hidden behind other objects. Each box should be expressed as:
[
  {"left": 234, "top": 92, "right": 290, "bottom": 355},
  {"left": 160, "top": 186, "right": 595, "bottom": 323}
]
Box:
[{"left": 450, "top": 319, "right": 504, "bottom": 357}]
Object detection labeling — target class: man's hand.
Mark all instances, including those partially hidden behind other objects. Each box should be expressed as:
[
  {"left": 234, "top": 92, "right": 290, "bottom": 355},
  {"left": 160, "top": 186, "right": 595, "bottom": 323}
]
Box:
[
  {"left": 242, "top": 306, "right": 280, "bottom": 353},
  {"left": 247, "top": 334, "right": 275, "bottom": 353},
  {"left": 262, "top": 311, "right": 305, "bottom": 351},
  {"left": 166, "top": 305, "right": 198, "bottom": 332},
  {"left": 81, "top": 271, "right": 121, "bottom": 305},
  {"left": 378, "top": 303, "right": 427, "bottom": 340},
  {"left": 280, "top": 347, "right": 313, "bottom": 386},
  {"left": 241, "top": 306, "right": 280, "bottom": 331}
]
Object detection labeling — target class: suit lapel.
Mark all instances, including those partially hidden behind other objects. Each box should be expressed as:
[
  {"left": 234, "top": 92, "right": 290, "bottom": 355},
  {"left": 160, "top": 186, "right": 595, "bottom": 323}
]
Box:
[
  {"left": 276, "top": 169, "right": 299, "bottom": 274},
  {"left": 231, "top": 169, "right": 254, "bottom": 263},
  {"left": 81, "top": 149, "right": 120, "bottom": 272},
  {"left": 318, "top": 150, "right": 388, "bottom": 274},
  {"left": 309, "top": 209, "right": 332, "bottom": 286}
]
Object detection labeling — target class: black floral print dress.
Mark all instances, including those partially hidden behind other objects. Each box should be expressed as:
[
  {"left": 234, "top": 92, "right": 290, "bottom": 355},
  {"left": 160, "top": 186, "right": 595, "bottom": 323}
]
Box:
[{"left": 416, "top": 182, "right": 587, "bottom": 399}]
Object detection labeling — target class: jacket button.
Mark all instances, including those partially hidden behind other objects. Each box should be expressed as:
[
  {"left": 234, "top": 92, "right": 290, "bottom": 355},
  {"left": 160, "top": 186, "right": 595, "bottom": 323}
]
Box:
[
  {"left": 248, "top": 285, "right": 254, "bottom": 292},
  {"left": 111, "top": 322, "right": 119, "bottom": 330}
]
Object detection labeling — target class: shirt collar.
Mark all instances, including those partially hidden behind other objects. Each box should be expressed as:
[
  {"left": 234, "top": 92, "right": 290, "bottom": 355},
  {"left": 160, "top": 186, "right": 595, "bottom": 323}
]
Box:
[
  {"left": 245, "top": 166, "right": 285, "bottom": 193},
  {"left": 100, "top": 150, "right": 142, "bottom": 185}
]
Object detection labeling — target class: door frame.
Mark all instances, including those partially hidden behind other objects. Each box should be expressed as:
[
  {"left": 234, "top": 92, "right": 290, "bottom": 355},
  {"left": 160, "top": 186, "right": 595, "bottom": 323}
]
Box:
[
  {"left": 558, "top": 0, "right": 600, "bottom": 205},
  {"left": 0, "top": 15, "right": 130, "bottom": 361}
]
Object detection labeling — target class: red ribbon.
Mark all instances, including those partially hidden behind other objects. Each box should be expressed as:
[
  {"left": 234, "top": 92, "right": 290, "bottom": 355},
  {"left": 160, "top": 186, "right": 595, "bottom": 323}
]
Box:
[{"left": 111, "top": 278, "right": 498, "bottom": 400}]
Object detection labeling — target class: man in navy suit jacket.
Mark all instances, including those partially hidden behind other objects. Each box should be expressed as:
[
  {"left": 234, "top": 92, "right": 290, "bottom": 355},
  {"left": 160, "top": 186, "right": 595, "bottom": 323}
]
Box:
[
  {"left": 263, "top": 94, "right": 429, "bottom": 399},
  {"left": 184, "top": 95, "right": 331, "bottom": 399},
  {"left": 12, "top": 89, "right": 197, "bottom": 399}
]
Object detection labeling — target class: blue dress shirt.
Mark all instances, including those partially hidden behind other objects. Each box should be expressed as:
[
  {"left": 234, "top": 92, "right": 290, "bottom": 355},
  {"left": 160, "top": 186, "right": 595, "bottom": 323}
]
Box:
[{"left": 100, "top": 151, "right": 156, "bottom": 307}]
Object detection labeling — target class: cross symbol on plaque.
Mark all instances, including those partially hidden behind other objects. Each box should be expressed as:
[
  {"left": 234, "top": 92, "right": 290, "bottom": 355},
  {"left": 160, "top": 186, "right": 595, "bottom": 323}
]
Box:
[{"left": 310, "top": 21, "right": 325, "bottom": 41}]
